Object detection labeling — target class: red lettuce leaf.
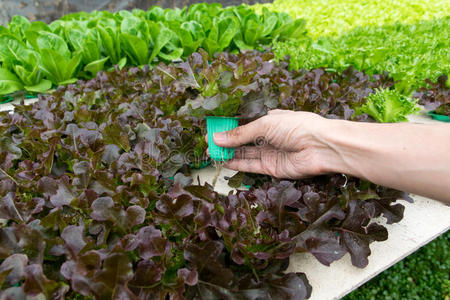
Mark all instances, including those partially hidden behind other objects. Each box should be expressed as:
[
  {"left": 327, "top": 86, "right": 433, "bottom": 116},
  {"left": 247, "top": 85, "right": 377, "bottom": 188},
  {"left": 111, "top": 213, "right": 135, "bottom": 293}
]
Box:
[{"left": 0, "top": 50, "right": 408, "bottom": 300}]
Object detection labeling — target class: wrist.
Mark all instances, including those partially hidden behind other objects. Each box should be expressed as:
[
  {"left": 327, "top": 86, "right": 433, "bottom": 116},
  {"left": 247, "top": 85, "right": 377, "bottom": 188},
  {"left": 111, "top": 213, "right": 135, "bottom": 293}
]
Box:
[{"left": 312, "top": 119, "right": 357, "bottom": 177}]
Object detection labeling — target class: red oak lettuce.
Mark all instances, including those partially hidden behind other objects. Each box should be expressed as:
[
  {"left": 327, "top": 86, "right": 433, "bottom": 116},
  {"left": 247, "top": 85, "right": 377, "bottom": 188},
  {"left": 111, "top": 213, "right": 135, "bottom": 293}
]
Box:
[{"left": 0, "top": 50, "right": 408, "bottom": 299}]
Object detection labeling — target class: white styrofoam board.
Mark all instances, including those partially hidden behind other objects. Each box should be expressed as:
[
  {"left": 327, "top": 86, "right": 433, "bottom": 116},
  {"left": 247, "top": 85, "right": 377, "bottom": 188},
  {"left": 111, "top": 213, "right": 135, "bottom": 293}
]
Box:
[
  {"left": 287, "top": 195, "right": 449, "bottom": 300},
  {"left": 193, "top": 167, "right": 450, "bottom": 300},
  {"left": 191, "top": 166, "right": 244, "bottom": 194},
  {"left": 0, "top": 98, "right": 38, "bottom": 112},
  {"left": 407, "top": 111, "right": 443, "bottom": 124}
]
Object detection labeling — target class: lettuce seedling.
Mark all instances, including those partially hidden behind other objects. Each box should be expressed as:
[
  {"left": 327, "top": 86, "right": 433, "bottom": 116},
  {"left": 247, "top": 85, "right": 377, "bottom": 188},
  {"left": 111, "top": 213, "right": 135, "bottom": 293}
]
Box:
[{"left": 359, "top": 88, "right": 419, "bottom": 123}]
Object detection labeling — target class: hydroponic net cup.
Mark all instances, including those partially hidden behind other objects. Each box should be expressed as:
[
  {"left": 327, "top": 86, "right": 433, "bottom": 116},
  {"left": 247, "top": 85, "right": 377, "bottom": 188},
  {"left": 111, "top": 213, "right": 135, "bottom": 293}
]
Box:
[
  {"left": 206, "top": 116, "right": 239, "bottom": 161},
  {"left": 428, "top": 111, "right": 450, "bottom": 122}
]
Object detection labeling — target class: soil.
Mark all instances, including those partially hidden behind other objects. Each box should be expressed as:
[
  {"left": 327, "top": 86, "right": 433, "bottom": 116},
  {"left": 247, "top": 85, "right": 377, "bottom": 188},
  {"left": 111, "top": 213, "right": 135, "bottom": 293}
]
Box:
[{"left": 0, "top": 0, "right": 273, "bottom": 25}]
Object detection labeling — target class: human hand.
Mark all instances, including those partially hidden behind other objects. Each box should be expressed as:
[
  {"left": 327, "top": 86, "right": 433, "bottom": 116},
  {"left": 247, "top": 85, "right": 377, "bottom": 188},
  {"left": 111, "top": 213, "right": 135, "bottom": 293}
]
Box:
[
  {"left": 206, "top": 109, "right": 450, "bottom": 203},
  {"left": 206, "top": 109, "right": 336, "bottom": 179}
]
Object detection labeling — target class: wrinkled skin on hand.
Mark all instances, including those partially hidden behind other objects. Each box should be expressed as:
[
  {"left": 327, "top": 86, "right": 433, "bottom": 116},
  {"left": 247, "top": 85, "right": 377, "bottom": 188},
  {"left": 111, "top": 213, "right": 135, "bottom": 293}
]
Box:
[{"left": 208, "top": 110, "right": 335, "bottom": 179}]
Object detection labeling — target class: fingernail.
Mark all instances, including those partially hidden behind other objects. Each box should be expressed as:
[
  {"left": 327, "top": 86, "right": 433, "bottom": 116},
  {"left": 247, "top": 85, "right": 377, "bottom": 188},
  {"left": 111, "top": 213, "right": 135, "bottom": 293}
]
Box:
[{"left": 213, "top": 132, "right": 226, "bottom": 143}]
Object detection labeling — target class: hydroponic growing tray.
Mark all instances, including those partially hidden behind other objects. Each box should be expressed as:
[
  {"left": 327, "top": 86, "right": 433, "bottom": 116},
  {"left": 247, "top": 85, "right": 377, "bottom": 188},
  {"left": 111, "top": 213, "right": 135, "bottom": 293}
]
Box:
[
  {"left": 191, "top": 113, "right": 449, "bottom": 300},
  {"left": 1, "top": 100, "right": 448, "bottom": 300},
  {"left": 192, "top": 166, "right": 450, "bottom": 300}
]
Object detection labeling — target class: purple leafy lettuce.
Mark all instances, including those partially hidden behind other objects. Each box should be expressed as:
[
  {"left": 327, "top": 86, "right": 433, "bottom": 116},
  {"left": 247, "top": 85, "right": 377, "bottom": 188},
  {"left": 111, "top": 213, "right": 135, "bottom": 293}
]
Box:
[{"left": 0, "top": 50, "right": 408, "bottom": 299}]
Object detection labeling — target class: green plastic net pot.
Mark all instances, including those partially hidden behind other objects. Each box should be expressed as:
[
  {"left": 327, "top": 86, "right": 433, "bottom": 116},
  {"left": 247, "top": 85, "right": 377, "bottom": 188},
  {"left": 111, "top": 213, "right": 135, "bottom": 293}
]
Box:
[
  {"left": 191, "top": 160, "right": 211, "bottom": 169},
  {"left": 0, "top": 94, "right": 38, "bottom": 105},
  {"left": 206, "top": 116, "right": 239, "bottom": 161},
  {"left": 428, "top": 111, "right": 450, "bottom": 122}
]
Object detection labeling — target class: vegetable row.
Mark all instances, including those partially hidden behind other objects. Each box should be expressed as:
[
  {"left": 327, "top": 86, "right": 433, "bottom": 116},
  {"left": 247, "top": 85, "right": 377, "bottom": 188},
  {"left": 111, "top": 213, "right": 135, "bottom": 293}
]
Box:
[
  {"left": 253, "top": 0, "right": 450, "bottom": 38},
  {"left": 1, "top": 2, "right": 448, "bottom": 106},
  {"left": 0, "top": 50, "right": 412, "bottom": 299},
  {"left": 0, "top": 3, "right": 306, "bottom": 96},
  {"left": 272, "top": 17, "right": 450, "bottom": 94}
]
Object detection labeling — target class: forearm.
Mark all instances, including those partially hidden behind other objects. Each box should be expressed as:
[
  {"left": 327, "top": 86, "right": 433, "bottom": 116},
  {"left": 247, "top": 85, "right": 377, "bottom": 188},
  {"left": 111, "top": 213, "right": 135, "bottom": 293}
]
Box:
[{"left": 319, "top": 120, "right": 450, "bottom": 203}]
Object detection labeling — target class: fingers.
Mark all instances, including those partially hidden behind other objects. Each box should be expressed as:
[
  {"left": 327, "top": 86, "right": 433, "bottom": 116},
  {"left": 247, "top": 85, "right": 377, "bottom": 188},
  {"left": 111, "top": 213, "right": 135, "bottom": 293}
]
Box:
[
  {"left": 212, "top": 118, "right": 268, "bottom": 148},
  {"left": 224, "top": 152, "right": 303, "bottom": 179},
  {"left": 234, "top": 146, "right": 276, "bottom": 159},
  {"left": 224, "top": 147, "right": 281, "bottom": 177},
  {"left": 204, "top": 110, "right": 294, "bottom": 147},
  {"left": 223, "top": 158, "right": 272, "bottom": 176},
  {"left": 204, "top": 110, "right": 296, "bottom": 147}
]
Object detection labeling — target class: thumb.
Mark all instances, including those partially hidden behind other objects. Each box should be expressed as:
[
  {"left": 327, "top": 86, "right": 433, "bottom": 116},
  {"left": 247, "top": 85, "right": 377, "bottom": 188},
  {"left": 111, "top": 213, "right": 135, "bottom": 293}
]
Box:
[{"left": 213, "top": 118, "right": 267, "bottom": 148}]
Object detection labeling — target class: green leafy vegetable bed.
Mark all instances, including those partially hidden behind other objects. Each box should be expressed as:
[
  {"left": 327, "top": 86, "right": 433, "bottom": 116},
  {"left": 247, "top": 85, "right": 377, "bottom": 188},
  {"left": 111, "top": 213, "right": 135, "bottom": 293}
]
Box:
[
  {"left": 0, "top": 3, "right": 306, "bottom": 96},
  {"left": 0, "top": 51, "right": 412, "bottom": 299},
  {"left": 252, "top": 0, "right": 450, "bottom": 38},
  {"left": 0, "top": 0, "right": 446, "bottom": 297},
  {"left": 272, "top": 17, "right": 450, "bottom": 94}
]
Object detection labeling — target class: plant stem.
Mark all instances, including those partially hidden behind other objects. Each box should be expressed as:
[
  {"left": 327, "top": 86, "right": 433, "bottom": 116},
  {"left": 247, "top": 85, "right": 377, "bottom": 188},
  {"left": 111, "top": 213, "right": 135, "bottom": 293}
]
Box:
[
  {"left": 332, "top": 227, "right": 365, "bottom": 237},
  {"left": 252, "top": 267, "right": 260, "bottom": 283},
  {"left": 174, "top": 218, "right": 190, "bottom": 236},
  {"left": 244, "top": 198, "right": 257, "bottom": 235},
  {"left": 128, "top": 282, "right": 161, "bottom": 289},
  {"left": 0, "top": 167, "right": 18, "bottom": 185}
]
